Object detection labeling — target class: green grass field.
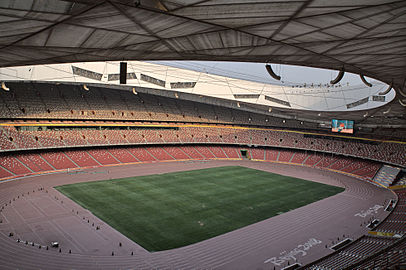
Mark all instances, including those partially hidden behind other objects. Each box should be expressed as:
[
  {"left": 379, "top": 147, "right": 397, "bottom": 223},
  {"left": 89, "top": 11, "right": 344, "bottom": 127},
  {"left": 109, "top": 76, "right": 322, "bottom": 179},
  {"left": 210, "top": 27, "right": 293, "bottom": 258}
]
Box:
[{"left": 55, "top": 166, "right": 344, "bottom": 251}]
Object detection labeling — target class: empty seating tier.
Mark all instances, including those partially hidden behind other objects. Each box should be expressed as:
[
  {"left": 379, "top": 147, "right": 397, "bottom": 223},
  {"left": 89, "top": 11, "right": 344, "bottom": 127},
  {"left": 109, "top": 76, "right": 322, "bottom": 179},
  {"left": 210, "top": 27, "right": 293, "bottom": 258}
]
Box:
[{"left": 0, "top": 146, "right": 382, "bottom": 184}]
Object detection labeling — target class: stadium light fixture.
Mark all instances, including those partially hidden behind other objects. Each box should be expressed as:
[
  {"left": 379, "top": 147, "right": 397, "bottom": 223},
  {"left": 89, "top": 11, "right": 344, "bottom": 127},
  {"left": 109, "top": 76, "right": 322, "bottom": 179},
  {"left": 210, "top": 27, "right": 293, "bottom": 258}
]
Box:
[
  {"left": 1, "top": 82, "right": 9, "bottom": 91},
  {"left": 363, "top": 112, "right": 368, "bottom": 118},
  {"left": 268, "top": 107, "right": 272, "bottom": 112},
  {"left": 83, "top": 84, "right": 89, "bottom": 91},
  {"left": 175, "top": 93, "right": 179, "bottom": 98},
  {"left": 360, "top": 75, "right": 372, "bottom": 87},
  {"left": 382, "top": 107, "right": 391, "bottom": 114},
  {"left": 265, "top": 64, "right": 281, "bottom": 81},
  {"left": 330, "top": 68, "right": 345, "bottom": 85},
  {"left": 237, "top": 102, "right": 240, "bottom": 108},
  {"left": 379, "top": 82, "right": 392, "bottom": 95},
  {"left": 399, "top": 88, "right": 406, "bottom": 98},
  {"left": 132, "top": 88, "right": 138, "bottom": 95}
]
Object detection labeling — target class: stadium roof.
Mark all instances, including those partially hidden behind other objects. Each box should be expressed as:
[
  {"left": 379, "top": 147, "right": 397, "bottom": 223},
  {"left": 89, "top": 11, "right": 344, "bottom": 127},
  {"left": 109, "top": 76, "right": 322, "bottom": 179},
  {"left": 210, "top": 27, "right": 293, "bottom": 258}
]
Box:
[
  {"left": 0, "top": 0, "right": 405, "bottom": 127},
  {"left": 0, "top": 61, "right": 396, "bottom": 111},
  {"left": 0, "top": 0, "right": 405, "bottom": 90}
]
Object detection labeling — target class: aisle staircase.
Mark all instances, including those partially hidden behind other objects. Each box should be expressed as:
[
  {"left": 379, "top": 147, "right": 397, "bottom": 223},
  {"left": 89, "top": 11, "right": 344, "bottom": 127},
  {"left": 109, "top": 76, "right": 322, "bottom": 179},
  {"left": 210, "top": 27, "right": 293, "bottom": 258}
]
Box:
[{"left": 373, "top": 165, "right": 401, "bottom": 187}]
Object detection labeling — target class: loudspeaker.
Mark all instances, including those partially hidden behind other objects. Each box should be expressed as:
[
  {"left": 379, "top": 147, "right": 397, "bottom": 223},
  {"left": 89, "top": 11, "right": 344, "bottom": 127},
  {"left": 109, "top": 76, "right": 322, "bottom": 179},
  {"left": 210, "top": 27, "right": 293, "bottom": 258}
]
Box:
[{"left": 120, "top": 62, "right": 127, "bottom": 84}]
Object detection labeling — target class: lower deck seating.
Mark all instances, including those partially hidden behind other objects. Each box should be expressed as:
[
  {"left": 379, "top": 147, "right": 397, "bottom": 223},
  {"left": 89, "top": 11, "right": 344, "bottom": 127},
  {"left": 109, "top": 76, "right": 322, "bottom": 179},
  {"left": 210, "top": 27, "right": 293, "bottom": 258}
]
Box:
[
  {"left": 396, "top": 174, "right": 406, "bottom": 186},
  {"left": 340, "top": 159, "right": 367, "bottom": 173},
  {"left": 304, "top": 188, "right": 406, "bottom": 269},
  {"left": 207, "top": 146, "right": 227, "bottom": 158},
  {"left": 40, "top": 152, "right": 77, "bottom": 170},
  {"left": 352, "top": 238, "right": 406, "bottom": 269},
  {"left": 127, "top": 148, "right": 156, "bottom": 162},
  {"left": 329, "top": 157, "right": 353, "bottom": 170},
  {"left": 64, "top": 150, "right": 100, "bottom": 167},
  {"left": 194, "top": 146, "right": 216, "bottom": 158},
  {"left": 307, "top": 236, "right": 397, "bottom": 270},
  {"left": 16, "top": 154, "right": 53, "bottom": 172},
  {"left": 145, "top": 147, "right": 174, "bottom": 161},
  {"left": 317, "top": 155, "right": 337, "bottom": 168},
  {"left": 250, "top": 148, "right": 265, "bottom": 160},
  {"left": 0, "top": 156, "right": 32, "bottom": 175},
  {"left": 278, "top": 150, "right": 294, "bottom": 162},
  {"left": 221, "top": 146, "right": 240, "bottom": 159},
  {"left": 375, "top": 189, "right": 406, "bottom": 234},
  {"left": 304, "top": 153, "right": 323, "bottom": 166},
  {"left": 0, "top": 166, "right": 13, "bottom": 178},
  {"left": 0, "top": 146, "right": 382, "bottom": 184},
  {"left": 353, "top": 163, "right": 381, "bottom": 178},
  {"left": 108, "top": 148, "right": 138, "bottom": 163},
  {"left": 86, "top": 149, "right": 120, "bottom": 165},
  {"left": 290, "top": 152, "right": 307, "bottom": 164},
  {"left": 305, "top": 236, "right": 399, "bottom": 270},
  {"left": 265, "top": 149, "right": 279, "bottom": 161},
  {"left": 178, "top": 146, "right": 203, "bottom": 159},
  {"left": 163, "top": 147, "right": 190, "bottom": 160}
]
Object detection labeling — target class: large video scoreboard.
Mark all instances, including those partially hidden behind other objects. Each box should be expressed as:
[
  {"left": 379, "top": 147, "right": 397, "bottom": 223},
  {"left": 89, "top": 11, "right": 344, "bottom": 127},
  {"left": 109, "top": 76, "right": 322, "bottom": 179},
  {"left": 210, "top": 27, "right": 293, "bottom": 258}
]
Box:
[{"left": 332, "top": 119, "right": 354, "bottom": 134}]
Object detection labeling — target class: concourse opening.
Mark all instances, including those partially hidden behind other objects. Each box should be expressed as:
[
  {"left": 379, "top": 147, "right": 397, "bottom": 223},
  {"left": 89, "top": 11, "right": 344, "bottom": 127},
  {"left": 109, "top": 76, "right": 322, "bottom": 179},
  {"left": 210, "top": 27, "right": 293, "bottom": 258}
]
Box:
[{"left": 240, "top": 149, "right": 250, "bottom": 159}]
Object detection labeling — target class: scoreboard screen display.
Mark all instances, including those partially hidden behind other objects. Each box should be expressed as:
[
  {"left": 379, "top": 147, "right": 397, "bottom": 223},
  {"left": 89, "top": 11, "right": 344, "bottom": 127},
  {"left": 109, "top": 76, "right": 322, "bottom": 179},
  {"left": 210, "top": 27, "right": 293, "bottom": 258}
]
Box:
[{"left": 331, "top": 119, "right": 354, "bottom": 134}]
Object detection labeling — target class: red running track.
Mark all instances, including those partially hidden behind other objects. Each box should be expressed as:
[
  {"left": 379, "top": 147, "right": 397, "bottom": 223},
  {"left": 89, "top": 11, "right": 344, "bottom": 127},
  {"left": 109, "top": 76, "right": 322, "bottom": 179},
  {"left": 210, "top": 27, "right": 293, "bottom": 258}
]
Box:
[{"left": 0, "top": 160, "right": 396, "bottom": 270}]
